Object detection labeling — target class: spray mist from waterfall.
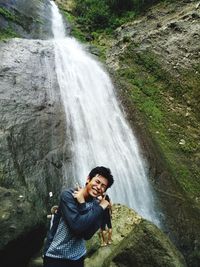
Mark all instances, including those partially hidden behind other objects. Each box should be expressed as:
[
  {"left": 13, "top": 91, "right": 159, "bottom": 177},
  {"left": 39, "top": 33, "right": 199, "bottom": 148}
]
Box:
[{"left": 50, "top": 0, "right": 160, "bottom": 226}]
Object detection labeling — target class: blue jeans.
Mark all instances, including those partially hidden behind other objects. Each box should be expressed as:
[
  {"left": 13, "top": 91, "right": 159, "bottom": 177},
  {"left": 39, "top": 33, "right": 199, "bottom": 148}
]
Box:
[{"left": 43, "top": 256, "right": 84, "bottom": 267}]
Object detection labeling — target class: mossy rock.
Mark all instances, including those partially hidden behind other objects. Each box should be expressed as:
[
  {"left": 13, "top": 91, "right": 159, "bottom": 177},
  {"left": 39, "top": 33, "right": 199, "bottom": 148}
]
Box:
[
  {"left": 85, "top": 205, "right": 186, "bottom": 267},
  {"left": 104, "top": 220, "right": 186, "bottom": 267}
]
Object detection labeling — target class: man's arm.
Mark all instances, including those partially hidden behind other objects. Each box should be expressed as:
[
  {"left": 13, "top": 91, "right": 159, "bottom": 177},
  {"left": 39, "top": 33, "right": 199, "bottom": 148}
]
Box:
[{"left": 60, "top": 190, "right": 103, "bottom": 236}]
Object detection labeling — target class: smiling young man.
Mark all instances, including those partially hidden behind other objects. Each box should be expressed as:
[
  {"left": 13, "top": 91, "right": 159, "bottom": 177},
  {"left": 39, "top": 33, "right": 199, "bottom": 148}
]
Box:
[{"left": 43, "top": 166, "right": 114, "bottom": 267}]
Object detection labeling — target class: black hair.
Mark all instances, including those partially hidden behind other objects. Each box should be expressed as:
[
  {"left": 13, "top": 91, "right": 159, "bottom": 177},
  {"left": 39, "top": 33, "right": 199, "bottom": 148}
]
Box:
[{"left": 88, "top": 166, "right": 114, "bottom": 188}]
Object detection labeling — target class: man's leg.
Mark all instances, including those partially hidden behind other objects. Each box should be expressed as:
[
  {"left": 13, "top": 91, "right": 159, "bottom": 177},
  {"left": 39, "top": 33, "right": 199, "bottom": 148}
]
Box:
[
  {"left": 107, "top": 228, "right": 112, "bottom": 244},
  {"left": 106, "top": 213, "right": 112, "bottom": 245},
  {"left": 101, "top": 230, "right": 108, "bottom": 246},
  {"left": 100, "top": 221, "right": 107, "bottom": 246}
]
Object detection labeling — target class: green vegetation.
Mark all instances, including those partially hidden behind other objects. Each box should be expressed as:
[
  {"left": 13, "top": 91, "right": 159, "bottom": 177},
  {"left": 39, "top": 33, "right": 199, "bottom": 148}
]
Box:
[
  {"left": 72, "top": 0, "right": 140, "bottom": 32},
  {"left": 0, "top": 28, "right": 18, "bottom": 40},
  {"left": 62, "top": 11, "right": 86, "bottom": 42},
  {"left": 115, "top": 44, "right": 200, "bottom": 200},
  {"left": 71, "top": 0, "right": 178, "bottom": 33},
  {"left": 58, "top": 0, "right": 165, "bottom": 42},
  {"left": 0, "top": 7, "right": 21, "bottom": 39},
  {"left": 0, "top": 4, "right": 44, "bottom": 39},
  {"left": 0, "top": 7, "right": 21, "bottom": 24}
]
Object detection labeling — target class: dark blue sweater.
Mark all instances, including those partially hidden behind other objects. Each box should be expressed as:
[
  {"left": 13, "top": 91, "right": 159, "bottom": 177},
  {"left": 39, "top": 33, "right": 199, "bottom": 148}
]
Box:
[{"left": 44, "top": 188, "right": 104, "bottom": 260}]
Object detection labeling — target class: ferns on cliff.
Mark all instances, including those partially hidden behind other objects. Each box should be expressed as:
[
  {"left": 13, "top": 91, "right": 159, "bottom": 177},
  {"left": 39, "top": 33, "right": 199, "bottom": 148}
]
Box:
[{"left": 73, "top": 0, "right": 163, "bottom": 31}]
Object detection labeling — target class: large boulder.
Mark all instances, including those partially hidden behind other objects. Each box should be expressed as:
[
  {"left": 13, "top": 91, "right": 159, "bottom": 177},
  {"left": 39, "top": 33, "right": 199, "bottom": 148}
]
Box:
[
  {"left": 0, "top": 38, "right": 68, "bottom": 266},
  {"left": 85, "top": 204, "right": 186, "bottom": 267}
]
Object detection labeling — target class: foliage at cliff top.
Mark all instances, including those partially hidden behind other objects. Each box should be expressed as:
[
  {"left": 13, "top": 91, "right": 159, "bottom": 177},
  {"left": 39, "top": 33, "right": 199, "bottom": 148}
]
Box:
[
  {"left": 69, "top": 0, "right": 178, "bottom": 32},
  {"left": 57, "top": 0, "right": 168, "bottom": 35}
]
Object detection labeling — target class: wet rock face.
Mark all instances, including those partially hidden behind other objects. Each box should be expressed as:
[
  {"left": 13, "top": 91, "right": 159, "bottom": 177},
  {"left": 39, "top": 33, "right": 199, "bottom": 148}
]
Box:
[
  {"left": 0, "top": 0, "right": 53, "bottom": 39},
  {"left": 107, "top": 0, "right": 200, "bottom": 113},
  {"left": 108, "top": 1, "right": 200, "bottom": 73},
  {"left": 105, "top": 1, "right": 200, "bottom": 265},
  {"left": 0, "top": 38, "right": 67, "bottom": 266}
]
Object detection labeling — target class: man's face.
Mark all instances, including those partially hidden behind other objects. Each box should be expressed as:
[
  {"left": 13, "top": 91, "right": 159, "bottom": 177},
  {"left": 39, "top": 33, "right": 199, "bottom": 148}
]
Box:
[{"left": 86, "top": 174, "right": 108, "bottom": 197}]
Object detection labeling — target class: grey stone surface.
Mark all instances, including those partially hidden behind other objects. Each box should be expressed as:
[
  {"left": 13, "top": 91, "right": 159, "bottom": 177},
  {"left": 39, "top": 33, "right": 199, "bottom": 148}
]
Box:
[
  {"left": 86, "top": 204, "right": 186, "bottom": 267},
  {"left": 0, "top": 38, "right": 68, "bottom": 265},
  {"left": 0, "top": 0, "right": 54, "bottom": 39}
]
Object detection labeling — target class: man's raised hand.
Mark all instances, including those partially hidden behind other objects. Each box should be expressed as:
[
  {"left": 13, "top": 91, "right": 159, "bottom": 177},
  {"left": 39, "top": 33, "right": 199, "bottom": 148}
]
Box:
[
  {"left": 99, "top": 194, "right": 109, "bottom": 210},
  {"left": 73, "top": 183, "right": 85, "bottom": 204}
]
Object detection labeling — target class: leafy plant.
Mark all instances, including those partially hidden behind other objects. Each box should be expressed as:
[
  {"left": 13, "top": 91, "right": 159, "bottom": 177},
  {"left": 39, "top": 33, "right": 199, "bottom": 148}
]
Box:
[
  {"left": 72, "top": 0, "right": 160, "bottom": 32},
  {"left": 0, "top": 28, "right": 18, "bottom": 40}
]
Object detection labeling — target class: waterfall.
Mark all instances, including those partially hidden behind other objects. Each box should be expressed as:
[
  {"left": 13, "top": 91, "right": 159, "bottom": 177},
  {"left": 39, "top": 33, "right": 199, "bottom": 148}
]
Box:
[{"left": 50, "top": 1, "right": 160, "bottom": 225}]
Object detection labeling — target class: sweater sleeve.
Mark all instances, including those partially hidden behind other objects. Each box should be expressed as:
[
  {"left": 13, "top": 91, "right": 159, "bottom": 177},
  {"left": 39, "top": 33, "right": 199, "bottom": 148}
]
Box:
[{"left": 60, "top": 189, "right": 104, "bottom": 237}]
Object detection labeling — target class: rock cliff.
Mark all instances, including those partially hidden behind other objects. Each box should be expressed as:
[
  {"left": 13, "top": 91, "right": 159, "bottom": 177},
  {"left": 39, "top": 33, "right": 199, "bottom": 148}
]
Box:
[
  {"left": 0, "top": 38, "right": 67, "bottom": 266},
  {"left": 103, "top": 1, "right": 200, "bottom": 265},
  {"left": 0, "top": 0, "right": 53, "bottom": 39}
]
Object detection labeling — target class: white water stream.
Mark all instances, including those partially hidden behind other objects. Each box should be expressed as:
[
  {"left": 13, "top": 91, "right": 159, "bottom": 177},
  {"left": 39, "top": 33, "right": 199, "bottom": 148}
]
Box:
[{"left": 50, "top": 1, "right": 160, "bottom": 225}]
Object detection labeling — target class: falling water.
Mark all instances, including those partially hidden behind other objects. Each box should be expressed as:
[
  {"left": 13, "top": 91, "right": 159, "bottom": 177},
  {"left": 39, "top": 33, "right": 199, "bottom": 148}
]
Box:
[{"left": 50, "top": 1, "right": 160, "bottom": 225}]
